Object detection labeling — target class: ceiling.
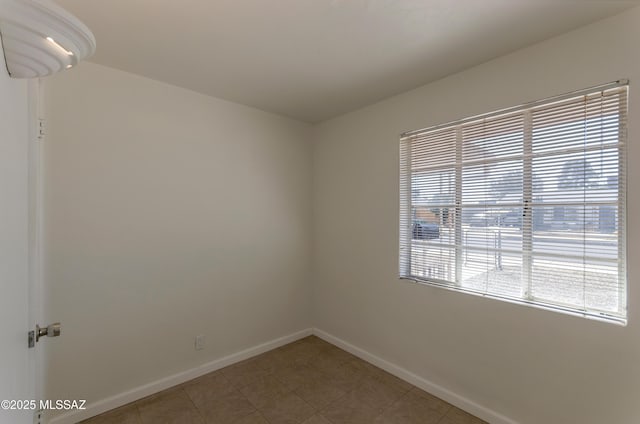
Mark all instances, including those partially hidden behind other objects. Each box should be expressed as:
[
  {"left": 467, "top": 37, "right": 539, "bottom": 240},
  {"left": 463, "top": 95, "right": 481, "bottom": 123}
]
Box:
[{"left": 55, "top": 0, "right": 639, "bottom": 123}]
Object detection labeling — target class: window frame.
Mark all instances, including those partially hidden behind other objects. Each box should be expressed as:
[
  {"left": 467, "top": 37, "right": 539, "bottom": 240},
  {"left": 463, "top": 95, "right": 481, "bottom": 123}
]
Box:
[{"left": 399, "top": 80, "right": 628, "bottom": 325}]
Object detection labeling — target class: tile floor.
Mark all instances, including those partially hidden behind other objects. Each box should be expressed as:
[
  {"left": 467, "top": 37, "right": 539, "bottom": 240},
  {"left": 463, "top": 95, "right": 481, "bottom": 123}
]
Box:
[{"left": 80, "top": 336, "right": 486, "bottom": 424}]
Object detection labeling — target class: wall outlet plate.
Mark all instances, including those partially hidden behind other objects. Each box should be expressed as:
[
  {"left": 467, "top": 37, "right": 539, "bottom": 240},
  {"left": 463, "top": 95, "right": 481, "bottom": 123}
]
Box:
[{"left": 195, "top": 335, "right": 205, "bottom": 350}]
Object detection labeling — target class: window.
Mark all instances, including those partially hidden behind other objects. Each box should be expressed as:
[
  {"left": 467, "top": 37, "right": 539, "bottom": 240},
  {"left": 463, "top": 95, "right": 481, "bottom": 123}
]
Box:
[{"left": 399, "top": 81, "right": 628, "bottom": 324}]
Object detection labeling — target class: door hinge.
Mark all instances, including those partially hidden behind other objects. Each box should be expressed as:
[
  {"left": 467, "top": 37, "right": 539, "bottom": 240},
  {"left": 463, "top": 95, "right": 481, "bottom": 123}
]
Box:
[
  {"left": 34, "top": 408, "right": 43, "bottom": 424},
  {"left": 28, "top": 330, "right": 35, "bottom": 348},
  {"left": 38, "top": 119, "right": 45, "bottom": 140}
]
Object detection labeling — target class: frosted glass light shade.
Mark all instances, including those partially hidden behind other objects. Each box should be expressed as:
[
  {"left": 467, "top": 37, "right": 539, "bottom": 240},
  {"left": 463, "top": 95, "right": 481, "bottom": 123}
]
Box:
[{"left": 0, "top": 0, "right": 95, "bottom": 78}]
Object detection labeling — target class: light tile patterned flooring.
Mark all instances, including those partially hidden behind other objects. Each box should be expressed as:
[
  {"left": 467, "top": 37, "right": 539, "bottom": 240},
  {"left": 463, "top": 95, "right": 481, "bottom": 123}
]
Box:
[{"left": 81, "top": 336, "right": 486, "bottom": 424}]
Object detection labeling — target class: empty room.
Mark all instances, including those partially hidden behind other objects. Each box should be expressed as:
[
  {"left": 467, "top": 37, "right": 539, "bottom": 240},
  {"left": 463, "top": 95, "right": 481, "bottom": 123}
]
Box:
[{"left": 1, "top": 1, "right": 640, "bottom": 423}]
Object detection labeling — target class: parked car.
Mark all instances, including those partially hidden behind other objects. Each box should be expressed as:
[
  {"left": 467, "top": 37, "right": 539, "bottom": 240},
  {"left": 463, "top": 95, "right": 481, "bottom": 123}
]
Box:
[{"left": 412, "top": 220, "right": 440, "bottom": 240}]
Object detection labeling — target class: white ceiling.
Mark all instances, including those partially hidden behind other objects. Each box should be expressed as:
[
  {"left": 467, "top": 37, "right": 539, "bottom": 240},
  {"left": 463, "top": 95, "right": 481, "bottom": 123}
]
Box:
[{"left": 55, "top": 0, "right": 639, "bottom": 123}]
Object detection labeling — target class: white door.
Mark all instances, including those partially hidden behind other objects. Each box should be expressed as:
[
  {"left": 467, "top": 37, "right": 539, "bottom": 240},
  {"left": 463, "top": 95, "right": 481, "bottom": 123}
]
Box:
[{"left": 0, "top": 55, "right": 38, "bottom": 424}]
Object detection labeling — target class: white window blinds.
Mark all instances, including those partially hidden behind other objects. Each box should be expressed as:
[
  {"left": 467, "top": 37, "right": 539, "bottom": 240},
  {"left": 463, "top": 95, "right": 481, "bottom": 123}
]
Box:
[{"left": 399, "top": 81, "right": 628, "bottom": 324}]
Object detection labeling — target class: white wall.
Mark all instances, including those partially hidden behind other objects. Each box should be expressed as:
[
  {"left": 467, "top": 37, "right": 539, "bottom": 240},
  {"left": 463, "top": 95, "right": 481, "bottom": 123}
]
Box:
[
  {"left": 43, "top": 63, "right": 312, "bottom": 415},
  {"left": 313, "top": 7, "right": 640, "bottom": 424}
]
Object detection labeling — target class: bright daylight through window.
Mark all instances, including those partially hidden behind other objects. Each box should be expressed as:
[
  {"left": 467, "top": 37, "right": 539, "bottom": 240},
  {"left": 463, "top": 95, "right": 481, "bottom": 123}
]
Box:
[{"left": 399, "top": 81, "right": 628, "bottom": 323}]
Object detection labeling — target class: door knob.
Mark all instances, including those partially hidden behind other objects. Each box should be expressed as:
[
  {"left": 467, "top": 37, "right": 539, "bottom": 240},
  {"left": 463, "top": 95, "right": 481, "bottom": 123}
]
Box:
[{"left": 36, "top": 322, "right": 61, "bottom": 342}]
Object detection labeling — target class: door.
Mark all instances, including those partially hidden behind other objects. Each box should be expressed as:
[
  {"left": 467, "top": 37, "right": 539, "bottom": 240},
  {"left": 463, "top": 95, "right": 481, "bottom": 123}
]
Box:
[{"left": 0, "top": 55, "right": 39, "bottom": 423}]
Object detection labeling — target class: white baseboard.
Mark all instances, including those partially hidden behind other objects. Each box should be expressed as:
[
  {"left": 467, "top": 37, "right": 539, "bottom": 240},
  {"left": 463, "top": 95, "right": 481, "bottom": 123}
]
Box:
[
  {"left": 48, "top": 328, "right": 313, "bottom": 424},
  {"left": 312, "top": 328, "right": 518, "bottom": 424}
]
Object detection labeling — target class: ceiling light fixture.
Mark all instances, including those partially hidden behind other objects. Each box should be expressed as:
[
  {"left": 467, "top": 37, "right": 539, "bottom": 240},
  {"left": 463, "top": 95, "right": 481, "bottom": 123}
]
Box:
[{"left": 0, "top": 0, "right": 95, "bottom": 78}]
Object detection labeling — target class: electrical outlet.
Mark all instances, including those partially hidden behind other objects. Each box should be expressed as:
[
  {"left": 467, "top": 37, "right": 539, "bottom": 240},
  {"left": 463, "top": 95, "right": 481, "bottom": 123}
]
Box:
[{"left": 195, "top": 335, "right": 205, "bottom": 350}]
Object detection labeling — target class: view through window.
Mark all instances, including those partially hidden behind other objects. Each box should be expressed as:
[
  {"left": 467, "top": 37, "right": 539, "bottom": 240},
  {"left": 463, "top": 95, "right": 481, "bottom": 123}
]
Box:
[{"left": 399, "top": 81, "right": 628, "bottom": 323}]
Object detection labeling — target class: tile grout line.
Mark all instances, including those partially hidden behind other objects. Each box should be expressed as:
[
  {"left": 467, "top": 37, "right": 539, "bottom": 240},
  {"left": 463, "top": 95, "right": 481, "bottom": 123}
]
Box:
[
  {"left": 181, "top": 386, "right": 209, "bottom": 424},
  {"left": 223, "top": 355, "right": 318, "bottom": 424},
  {"left": 252, "top": 341, "right": 358, "bottom": 424}
]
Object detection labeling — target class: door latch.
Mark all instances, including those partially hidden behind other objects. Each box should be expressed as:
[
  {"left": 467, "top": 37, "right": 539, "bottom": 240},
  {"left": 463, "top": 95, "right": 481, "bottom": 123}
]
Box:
[{"left": 29, "top": 322, "right": 61, "bottom": 348}]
